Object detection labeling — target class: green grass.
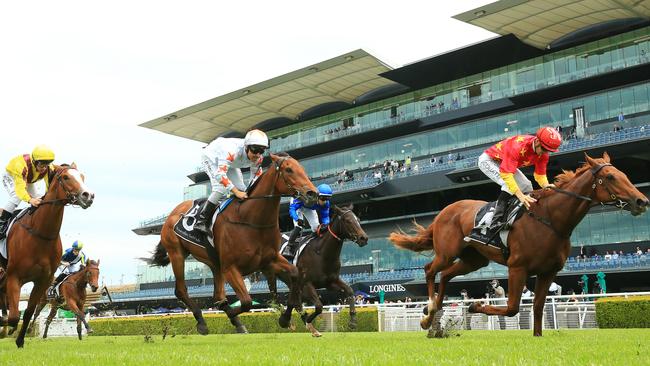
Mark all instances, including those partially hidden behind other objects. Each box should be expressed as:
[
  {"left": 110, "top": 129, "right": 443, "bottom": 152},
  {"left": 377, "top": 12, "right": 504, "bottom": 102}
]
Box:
[{"left": 0, "top": 329, "right": 648, "bottom": 365}]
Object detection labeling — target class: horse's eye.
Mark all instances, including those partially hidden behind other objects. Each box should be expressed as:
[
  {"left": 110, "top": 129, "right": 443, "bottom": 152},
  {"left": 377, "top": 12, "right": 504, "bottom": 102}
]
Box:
[
  {"left": 285, "top": 168, "right": 293, "bottom": 174},
  {"left": 63, "top": 176, "right": 69, "bottom": 181},
  {"left": 606, "top": 174, "right": 614, "bottom": 181}
]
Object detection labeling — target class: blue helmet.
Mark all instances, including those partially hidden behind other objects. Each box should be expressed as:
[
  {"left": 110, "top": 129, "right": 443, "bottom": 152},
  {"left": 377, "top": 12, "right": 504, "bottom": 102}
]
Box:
[
  {"left": 72, "top": 240, "right": 84, "bottom": 250},
  {"left": 317, "top": 183, "right": 333, "bottom": 197}
]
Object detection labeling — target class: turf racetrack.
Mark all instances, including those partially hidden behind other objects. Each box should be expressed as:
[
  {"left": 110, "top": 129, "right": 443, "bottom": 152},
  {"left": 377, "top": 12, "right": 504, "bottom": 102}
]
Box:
[{"left": 0, "top": 329, "right": 648, "bottom": 365}]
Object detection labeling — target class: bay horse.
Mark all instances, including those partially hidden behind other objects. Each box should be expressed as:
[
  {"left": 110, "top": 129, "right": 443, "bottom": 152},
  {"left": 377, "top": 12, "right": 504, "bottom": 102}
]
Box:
[
  {"left": 268, "top": 204, "right": 368, "bottom": 337},
  {"left": 31, "top": 259, "right": 100, "bottom": 340},
  {"left": 0, "top": 163, "right": 94, "bottom": 347},
  {"left": 389, "top": 153, "right": 648, "bottom": 337},
  {"left": 147, "top": 153, "right": 317, "bottom": 334}
]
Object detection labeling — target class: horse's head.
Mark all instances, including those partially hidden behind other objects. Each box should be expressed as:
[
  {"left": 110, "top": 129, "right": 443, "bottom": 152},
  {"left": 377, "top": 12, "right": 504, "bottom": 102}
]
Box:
[
  {"left": 270, "top": 153, "right": 318, "bottom": 206},
  {"left": 585, "top": 152, "right": 649, "bottom": 216},
  {"left": 331, "top": 204, "right": 368, "bottom": 247},
  {"left": 84, "top": 259, "right": 100, "bottom": 292},
  {"left": 48, "top": 163, "right": 95, "bottom": 209}
]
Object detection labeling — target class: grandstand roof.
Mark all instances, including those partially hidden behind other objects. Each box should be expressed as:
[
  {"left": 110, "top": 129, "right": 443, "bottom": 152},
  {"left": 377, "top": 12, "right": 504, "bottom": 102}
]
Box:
[
  {"left": 139, "top": 49, "right": 393, "bottom": 143},
  {"left": 454, "top": 0, "right": 650, "bottom": 49}
]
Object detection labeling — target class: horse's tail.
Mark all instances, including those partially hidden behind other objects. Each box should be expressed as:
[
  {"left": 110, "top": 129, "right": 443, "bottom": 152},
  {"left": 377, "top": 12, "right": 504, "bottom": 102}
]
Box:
[
  {"left": 388, "top": 221, "right": 433, "bottom": 252},
  {"left": 141, "top": 242, "right": 170, "bottom": 267}
]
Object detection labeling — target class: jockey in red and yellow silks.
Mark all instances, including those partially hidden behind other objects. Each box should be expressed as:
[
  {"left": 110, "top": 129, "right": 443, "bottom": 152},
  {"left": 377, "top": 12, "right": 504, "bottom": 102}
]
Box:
[
  {"left": 1, "top": 145, "right": 55, "bottom": 239},
  {"left": 478, "top": 127, "right": 562, "bottom": 229}
]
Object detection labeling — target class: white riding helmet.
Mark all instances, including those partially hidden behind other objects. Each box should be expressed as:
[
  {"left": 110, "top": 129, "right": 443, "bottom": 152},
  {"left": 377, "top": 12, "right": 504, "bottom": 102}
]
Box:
[{"left": 244, "top": 129, "right": 269, "bottom": 148}]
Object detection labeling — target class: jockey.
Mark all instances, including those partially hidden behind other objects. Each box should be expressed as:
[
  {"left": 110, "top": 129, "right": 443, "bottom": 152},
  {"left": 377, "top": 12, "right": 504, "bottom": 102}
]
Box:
[
  {"left": 479, "top": 126, "right": 562, "bottom": 229},
  {"left": 282, "top": 183, "right": 332, "bottom": 258},
  {"left": 194, "top": 129, "right": 268, "bottom": 235},
  {"left": 0, "top": 145, "right": 55, "bottom": 240},
  {"left": 52, "top": 240, "right": 87, "bottom": 285}
]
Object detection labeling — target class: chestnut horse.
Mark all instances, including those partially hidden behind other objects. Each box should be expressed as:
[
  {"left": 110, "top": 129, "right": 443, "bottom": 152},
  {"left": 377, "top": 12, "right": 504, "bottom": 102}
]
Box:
[
  {"left": 0, "top": 163, "right": 94, "bottom": 347},
  {"left": 268, "top": 204, "right": 369, "bottom": 337},
  {"left": 32, "top": 259, "right": 100, "bottom": 340},
  {"left": 389, "top": 153, "right": 648, "bottom": 337},
  {"left": 147, "top": 153, "right": 317, "bottom": 334}
]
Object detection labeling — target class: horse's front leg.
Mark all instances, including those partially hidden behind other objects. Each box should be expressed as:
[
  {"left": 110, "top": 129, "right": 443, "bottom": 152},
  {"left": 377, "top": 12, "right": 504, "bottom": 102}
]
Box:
[
  {"left": 301, "top": 283, "right": 322, "bottom": 337},
  {"left": 15, "top": 279, "right": 49, "bottom": 348},
  {"left": 219, "top": 268, "right": 251, "bottom": 334},
  {"left": 68, "top": 301, "right": 89, "bottom": 339}
]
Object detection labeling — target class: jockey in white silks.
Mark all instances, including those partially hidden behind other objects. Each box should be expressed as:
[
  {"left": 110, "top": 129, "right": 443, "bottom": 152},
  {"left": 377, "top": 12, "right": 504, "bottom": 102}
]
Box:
[{"left": 193, "top": 129, "right": 268, "bottom": 235}]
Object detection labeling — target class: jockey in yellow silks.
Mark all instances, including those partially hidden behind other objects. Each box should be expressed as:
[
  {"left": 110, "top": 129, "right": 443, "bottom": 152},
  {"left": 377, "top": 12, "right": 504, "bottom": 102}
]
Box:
[
  {"left": 479, "top": 127, "right": 562, "bottom": 229},
  {"left": 1, "top": 145, "right": 55, "bottom": 239}
]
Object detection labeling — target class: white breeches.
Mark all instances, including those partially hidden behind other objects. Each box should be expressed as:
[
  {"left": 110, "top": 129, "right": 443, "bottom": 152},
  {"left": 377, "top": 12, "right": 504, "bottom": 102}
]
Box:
[
  {"left": 2, "top": 173, "right": 38, "bottom": 212},
  {"left": 478, "top": 152, "right": 533, "bottom": 194},
  {"left": 201, "top": 153, "right": 246, "bottom": 204},
  {"left": 54, "top": 262, "right": 82, "bottom": 277},
  {"left": 292, "top": 207, "right": 319, "bottom": 232}
]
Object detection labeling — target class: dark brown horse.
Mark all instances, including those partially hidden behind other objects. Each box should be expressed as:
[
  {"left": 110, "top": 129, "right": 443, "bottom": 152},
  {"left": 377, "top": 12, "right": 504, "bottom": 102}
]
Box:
[
  {"left": 147, "top": 153, "right": 317, "bottom": 334},
  {"left": 389, "top": 153, "right": 648, "bottom": 337},
  {"left": 31, "top": 259, "right": 100, "bottom": 340},
  {"left": 268, "top": 204, "right": 368, "bottom": 337},
  {"left": 0, "top": 163, "right": 94, "bottom": 347}
]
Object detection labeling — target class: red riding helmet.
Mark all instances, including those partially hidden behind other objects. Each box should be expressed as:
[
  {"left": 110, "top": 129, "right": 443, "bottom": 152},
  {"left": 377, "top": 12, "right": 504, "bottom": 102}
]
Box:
[{"left": 536, "top": 127, "right": 562, "bottom": 152}]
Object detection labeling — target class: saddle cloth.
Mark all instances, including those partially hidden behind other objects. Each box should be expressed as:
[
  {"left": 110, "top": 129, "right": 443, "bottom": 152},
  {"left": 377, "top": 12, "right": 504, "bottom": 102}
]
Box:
[
  {"left": 173, "top": 198, "right": 233, "bottom": 248},
  {"left": 465, "top": 197, "right": 524, "bottom": 247},
  {"left": 0, "top": 209, "right": 28, "bottom": 260},
  {"left": 280, "top": 233, "right": 317, "bottom": 265},
  {"left": 47, "top": 274, "right": 72, "bottom": 300}
]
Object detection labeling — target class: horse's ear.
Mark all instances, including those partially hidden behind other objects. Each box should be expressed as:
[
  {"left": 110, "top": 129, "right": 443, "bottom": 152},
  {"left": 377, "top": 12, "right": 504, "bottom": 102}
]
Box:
[
  {"left": 584, "top": 152, "right": 597, "bottom": 166},
  {"left": 602, "top": 151, "right": 611, "bottom": 163},
  {"left": 347, "top": 203, "right": 354, "bottom": 210},
  {"left": 96, "top": 259, "right": 100, "bottom": 265},
  {"left": 71, "top": 162, "right": 77, "bottom": 169},
  {"left": 270, "top": 153, "right": 278, "bottom": 161}
]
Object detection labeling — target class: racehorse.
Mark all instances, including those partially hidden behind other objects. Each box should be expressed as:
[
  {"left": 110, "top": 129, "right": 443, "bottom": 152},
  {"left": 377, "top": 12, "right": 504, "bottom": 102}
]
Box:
[
  {"left": 147, "top": 153, "right": 318, "bottom": 334},
  {"left": 268, "top": 204, "right": 368, "bottom": 337},
  {"left": 0, "top": 163, "right": 94, "bottom": 347},
  {"left": 389, "top": 153, "right": 648, "bottom": 337},
  {"left": 32, "top": 259, "right": 100, "bottom": 340}
]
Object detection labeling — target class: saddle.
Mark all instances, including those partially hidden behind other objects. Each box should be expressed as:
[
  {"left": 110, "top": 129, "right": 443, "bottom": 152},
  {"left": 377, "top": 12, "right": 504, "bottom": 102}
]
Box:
[
  {"left": 46, "top": 274, "right": 71, "bottom": 301},
  {"left": 464, "top": 196, "right": 525, "bottom": 256},
  {"left": 173, "top": 198, "right": 233, "bottom": 248},
  {"left": 280, "top": 233, "right": 317, "bottom": 265},
  {"left": 0, "top": 209, "right": 29, "bottom": 260}
]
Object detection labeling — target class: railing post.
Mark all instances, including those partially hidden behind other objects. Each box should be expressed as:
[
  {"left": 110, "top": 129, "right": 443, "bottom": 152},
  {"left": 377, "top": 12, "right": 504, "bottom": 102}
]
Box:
[{"left": 551, "top": 297, "right": 558, "bottom": 330}]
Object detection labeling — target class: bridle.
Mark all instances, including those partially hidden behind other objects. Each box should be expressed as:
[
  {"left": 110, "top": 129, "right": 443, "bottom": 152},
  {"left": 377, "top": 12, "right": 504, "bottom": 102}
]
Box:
[
  {"left": 549, "top": 163, "right": 628, "bottom": 209},
  {"left": 40, "top": 167, "right": 83, "bottom": 207},
  {"left": 328, "top": 209, "right": 361, "bottom": 243},
  {"left": 528, "top": 162, "right": 627, "bottom": 238}
]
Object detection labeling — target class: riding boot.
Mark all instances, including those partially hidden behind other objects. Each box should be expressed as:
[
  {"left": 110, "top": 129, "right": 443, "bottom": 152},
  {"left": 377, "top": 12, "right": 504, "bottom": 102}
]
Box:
[
  {"left": 0, "top": 209, "right": 12, "bottom": 240},
  {"left": 282, "top": 226, "right": 302, "bottom": 258},
  {"left": 194, "top": 200, "right": 218, "bottom": 236},
  {"left": 489, "top": 191, "right": 512, "bottom": 230}
]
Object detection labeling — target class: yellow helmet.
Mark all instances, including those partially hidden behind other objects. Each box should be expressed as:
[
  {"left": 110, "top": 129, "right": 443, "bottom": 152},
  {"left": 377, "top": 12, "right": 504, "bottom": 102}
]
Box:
[{"left": 32, "top": 144, "right": 55, "bottom": 162}]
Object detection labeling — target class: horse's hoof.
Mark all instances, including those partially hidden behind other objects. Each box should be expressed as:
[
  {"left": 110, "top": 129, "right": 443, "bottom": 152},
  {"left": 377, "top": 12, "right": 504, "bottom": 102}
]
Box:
[
  {"left": 420, "top": 317, "right": 432, "bottom": 330},
  {"left": 349, "top": 321, "right": 357, "bottom": 330},
  {"left": 278, "top": 315, "right": 290, "bottom": 329},
  {"left": 15, "top": 338, "right": 24, "bottom": 348},
  {"left": 196, "top": 323, "right": 209, "bottom": 335},
  {"left": 87, "top": 328, "right": 94, "bottom": 334},
  {"left": 236, "top": 325, "right": 248, "bottom": 334}
]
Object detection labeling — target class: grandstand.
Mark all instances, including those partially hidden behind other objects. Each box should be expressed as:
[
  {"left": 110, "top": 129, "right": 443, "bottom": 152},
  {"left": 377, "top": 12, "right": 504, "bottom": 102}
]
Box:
[{"left": 105, "top": 1, "right": 650, "bottom": 313}]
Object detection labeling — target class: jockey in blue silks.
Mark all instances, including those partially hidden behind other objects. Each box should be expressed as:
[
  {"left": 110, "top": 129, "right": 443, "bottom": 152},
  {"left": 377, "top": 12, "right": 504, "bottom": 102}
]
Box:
[{"left": 282, "top": 183, "right": 332, "bottom": 258}]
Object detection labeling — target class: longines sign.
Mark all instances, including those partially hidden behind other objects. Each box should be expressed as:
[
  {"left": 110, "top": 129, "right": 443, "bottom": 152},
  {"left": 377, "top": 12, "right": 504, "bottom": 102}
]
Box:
[{"left": 368, "top": 283, "right": 406, "bottom": 294}]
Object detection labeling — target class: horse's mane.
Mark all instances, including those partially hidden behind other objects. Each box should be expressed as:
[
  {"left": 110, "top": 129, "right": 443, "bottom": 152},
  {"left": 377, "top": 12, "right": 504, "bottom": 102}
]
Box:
[{"left": 554, "top": 157, "right": 608, "bottom": 188}]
